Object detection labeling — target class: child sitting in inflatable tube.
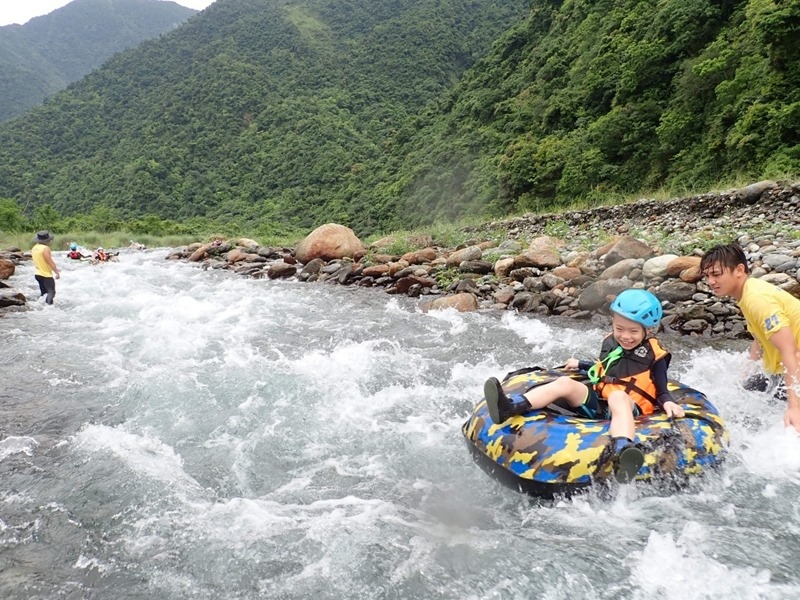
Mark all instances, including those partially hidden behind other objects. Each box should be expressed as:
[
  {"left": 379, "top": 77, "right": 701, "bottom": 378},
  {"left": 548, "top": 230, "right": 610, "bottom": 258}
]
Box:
[
  {"left": 484, "top": 288, "right": 685, "bottom": 483},
  {"left": 67, "top": 243, "right": 90, "bottom": 260}
]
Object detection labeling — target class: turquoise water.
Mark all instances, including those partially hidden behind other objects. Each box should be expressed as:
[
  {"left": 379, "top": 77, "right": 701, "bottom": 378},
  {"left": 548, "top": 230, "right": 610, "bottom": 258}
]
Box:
[{"left": 1, "top": 250, "right": 799, "bottom": 599}]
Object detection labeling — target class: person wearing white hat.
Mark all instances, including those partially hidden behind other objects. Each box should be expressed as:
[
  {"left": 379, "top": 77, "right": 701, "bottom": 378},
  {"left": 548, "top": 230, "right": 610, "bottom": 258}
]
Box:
[{"left": 31, "top": 230, "right": 61, "bottom": 305}]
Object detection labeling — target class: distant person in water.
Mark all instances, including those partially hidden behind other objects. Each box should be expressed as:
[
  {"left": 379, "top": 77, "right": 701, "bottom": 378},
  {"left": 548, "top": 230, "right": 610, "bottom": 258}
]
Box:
[
  {"left": 700, "top": 243, "right": 800, "bottom": 432},
  {"left": 129, "top": 240, "right": 146, "bottom": 250},
  {"left": 483, "top": 289, "right": 682, "bottom": 483},
  {"left": 93, "top": 247, "right": 109, "bottom": 263},
  {"left": 31, "top": 230, "right": 61, "bottom": 305},
  {"left": 67, "top": 243, "right": 90, "bottom": 260}
]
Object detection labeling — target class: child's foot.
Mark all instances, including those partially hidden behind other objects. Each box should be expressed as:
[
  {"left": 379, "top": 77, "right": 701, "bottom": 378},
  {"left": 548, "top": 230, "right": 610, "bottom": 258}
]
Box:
[
  {"left": 484, "top": 377, "right": 512, "bottom": 424},
  {"left": 615, "top": 445, "right": 645, "bottom": 483}
]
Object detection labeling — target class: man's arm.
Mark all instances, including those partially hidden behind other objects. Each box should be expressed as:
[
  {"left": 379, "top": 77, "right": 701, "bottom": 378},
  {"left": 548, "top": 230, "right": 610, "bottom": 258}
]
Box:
[
  {"left": 43, "top": 247, "right": 60, "bottom": 279},
  {"left": 769, "top": 327, "right": 800, "bottom": 432},
  {"left": 749, "top": 340, "right": 762, "bottom": 361}
]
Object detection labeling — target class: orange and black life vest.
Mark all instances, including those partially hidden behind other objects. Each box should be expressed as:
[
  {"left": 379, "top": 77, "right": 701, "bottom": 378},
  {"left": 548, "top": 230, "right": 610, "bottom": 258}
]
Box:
[{"left": 589, "top": 335, "right": 671, "bottom": 415}]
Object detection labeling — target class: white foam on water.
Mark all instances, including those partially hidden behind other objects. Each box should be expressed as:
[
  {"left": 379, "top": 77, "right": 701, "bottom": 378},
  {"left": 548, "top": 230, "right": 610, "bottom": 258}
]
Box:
[
  {"left": 0, "top": 436, "right": 38, "bottom": 461},
  {"left": 738, "top": 427, "right": 800, "bottom": 480},
  {"left": 423, "top": 306, "right": 470, "bottom": 335},
  {"left": 498, "top": 310, "right": 604, "bottom": 360},
  {"left": 74, "top": 555, "right": 111, "bottom": 573},
  {"left": 631, "top": 527, "right": 793, "bottom": 599},
  {"left": 74, "top": 424, "right": 201, "bottom": 490},
  {"left": 5, "top": 252, "right": 800, "bottom": 599}
]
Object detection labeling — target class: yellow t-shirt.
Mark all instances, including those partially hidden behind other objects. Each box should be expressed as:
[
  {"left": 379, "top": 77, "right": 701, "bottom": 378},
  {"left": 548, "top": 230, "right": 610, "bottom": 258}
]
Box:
[
  {"left": 31, "top": 243, "right": 53, "bottom": 277},
  {"left": 739, "top": 277, "right": 800, "bottom": 374}
]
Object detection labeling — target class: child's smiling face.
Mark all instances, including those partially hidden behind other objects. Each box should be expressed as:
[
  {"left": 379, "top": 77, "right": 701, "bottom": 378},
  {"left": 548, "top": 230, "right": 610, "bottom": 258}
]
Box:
[{"left": 611, "top": 313, "right": 646, "bottom": 349}]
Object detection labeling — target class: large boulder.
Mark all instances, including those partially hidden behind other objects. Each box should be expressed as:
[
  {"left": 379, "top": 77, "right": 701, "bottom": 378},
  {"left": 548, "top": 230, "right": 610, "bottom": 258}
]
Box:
[
  {"left": 445, "top": 245, "right": 482, "bottom": 267},
  {"left": 666, "top": 256, "right": 701, "bottom": 278},
  {"left": 420, "top": 292, "right": 478, "bottom": 313},
  {"left": 599, "top": 258, "right": 641, "bottom": 280},
  {"left": 604, "top": 236, "right": 656, "bottom": 266},
  {"left": 643, "top": 254, "right": 679, "bottom": 279},
  {"left": 578, "top": 279, "right": 632, "bottom": 310},
  {"left": 296, "top": 224, "right": 364, "bottom": 264},
  {"left": 737, "top": 180, "right": 776, "bottom": 205},
  {"left": 0, "top": 258, "right": 14, "bottom": 280},
  {"left": 514, "top": 236, "right": 562, "bottom": 269}
]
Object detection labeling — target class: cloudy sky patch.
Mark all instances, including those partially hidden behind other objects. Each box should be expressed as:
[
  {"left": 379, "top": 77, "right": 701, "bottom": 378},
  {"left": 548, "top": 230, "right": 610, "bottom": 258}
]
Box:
[{"left": 0, "top": 0, "right": 216, "bottom": 26}]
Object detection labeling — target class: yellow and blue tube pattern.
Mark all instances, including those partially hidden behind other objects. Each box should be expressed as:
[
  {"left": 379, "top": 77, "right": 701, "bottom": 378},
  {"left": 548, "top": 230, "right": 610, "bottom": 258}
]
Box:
[{"left": 462, "top": 368, "right": 729, "bottom": 497}]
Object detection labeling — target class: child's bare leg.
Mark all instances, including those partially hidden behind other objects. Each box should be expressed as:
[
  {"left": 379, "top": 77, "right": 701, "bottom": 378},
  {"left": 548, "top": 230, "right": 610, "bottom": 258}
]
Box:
[
  {"left": 523, "top": 377, "right": 590, "bottom": 410},
  {"left": 606, "top": 391, "right": 636, "bottom": 440}
]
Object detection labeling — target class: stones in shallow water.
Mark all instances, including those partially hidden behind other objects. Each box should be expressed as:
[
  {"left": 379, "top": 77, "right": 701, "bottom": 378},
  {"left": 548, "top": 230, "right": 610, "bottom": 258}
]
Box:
[{"left": 164, "top": 184, "right": 800, "bottom": 338}]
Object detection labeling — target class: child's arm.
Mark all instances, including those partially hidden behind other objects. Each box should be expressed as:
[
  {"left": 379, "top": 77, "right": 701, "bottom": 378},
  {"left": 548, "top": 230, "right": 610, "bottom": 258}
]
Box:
[{"left": 652, "top": 361, "right": 685, "bottom": 418}]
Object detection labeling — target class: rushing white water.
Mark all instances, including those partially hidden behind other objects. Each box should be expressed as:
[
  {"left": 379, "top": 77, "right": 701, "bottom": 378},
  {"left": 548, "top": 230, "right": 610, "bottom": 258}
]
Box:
[{"left": 2, "top": 249, "right": 799, "bottom": 599}]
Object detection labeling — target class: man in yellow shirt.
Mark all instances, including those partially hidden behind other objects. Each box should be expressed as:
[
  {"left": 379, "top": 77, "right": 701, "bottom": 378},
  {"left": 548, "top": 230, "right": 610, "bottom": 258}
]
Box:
[
  {"left": 700, "top": 243, "right": 800, "bottom": 432},
  {"left": 31, "top": 230, "right": 61, "bottom": 305}
]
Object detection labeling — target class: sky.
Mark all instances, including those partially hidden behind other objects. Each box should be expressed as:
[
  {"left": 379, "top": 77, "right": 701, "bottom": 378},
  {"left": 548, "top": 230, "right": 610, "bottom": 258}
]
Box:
[{"left": 0, "top": 0, "right": 217, "bottom": 27}]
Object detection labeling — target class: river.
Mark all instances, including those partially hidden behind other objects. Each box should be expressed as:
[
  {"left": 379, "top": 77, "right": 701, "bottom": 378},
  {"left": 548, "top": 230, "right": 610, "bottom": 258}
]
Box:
[{"left": 1, "top": 249, "right": 799, "bottom": 599}]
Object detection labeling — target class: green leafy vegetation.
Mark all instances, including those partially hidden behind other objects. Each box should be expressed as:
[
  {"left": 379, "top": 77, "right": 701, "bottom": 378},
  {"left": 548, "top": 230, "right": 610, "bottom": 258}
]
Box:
[
  {"left": 0, "top": 0, "right": 526, "bottom": 237},
  {"left": 391, "top": 0, "right": 800, "bottom": 225},
  {"left": 0, "top": 0, "right": 796, "bottom": 239}
]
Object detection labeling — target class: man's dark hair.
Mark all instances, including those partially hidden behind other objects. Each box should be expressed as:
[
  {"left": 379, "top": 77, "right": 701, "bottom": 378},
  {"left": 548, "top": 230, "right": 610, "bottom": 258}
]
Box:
[{"left": 700, "top": 243, "right": 750, "bottom": 274}]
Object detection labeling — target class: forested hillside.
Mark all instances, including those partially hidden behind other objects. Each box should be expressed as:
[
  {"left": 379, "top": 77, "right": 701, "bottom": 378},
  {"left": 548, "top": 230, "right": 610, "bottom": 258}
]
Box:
[
  {"left": 0, "top": 0, "right": 528, "bottom": 236},
  {"left": 0, "top": 0, "right": 196, "bottom": 122},
  {"left": 0, "top": 0, "right": 797, "bottom": 238},
  {"left": 388, "top": 0, "right": 800, "bottom": 225}
]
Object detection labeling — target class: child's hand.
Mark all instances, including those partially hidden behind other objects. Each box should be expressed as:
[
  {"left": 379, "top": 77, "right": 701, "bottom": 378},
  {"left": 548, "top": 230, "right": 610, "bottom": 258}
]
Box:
[
  {"left": 663, "top": 401, "right": 685, "bottom": 419},
  {"left": 564, "top": 358, "right": 580, "bottom": 370}
]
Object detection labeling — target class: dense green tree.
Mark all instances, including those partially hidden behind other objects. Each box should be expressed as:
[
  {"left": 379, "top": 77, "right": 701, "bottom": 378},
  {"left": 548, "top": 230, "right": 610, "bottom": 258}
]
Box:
[
  {"left": 0, "top": 199, "right": 27, "bottom": 232},
  {"left": 0, "top": 0, "right": 796, "bottom": 236},
  {"left": 0, "top": 0, "right": 526, "bottom": 235}
]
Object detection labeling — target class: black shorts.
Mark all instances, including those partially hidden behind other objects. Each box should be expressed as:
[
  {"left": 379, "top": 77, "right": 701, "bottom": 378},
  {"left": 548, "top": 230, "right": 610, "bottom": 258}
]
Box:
[
  {"left": 580, "top": 384, "right": 642, "bottom": 419},
  {"left": 743, "top": 373, "right": 787, "bottom": 402}
]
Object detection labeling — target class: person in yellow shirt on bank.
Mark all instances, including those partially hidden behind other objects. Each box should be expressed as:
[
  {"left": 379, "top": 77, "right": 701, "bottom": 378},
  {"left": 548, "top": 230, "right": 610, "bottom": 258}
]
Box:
[
  {"left": 700, "top": 243, "right": 800, "bottom": 432},
  {"left": 31, "top": 230, "right": 61, "bottom": 305}
]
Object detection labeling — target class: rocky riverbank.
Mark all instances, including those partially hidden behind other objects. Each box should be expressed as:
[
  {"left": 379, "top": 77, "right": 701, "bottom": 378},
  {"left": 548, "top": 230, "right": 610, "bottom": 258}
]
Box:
[
  {"left": 162, "top": 180, "right": 800, "bottom": 340},
  {"left": 3, "top": 180, "right": 799, "bottom": 339}
]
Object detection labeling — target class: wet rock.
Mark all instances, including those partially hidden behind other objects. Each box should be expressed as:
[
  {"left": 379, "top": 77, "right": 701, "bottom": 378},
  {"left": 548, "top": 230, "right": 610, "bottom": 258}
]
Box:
[
  {"left": 0, "top": 259, "right": 14, "bottom": 280},
  {"left": 420, "top": 293, "right": 478, "bottom": 313},
  {"left": 446, "top": 246, "right": 482, "bottom": 267},
  {"left": 459, "top": 260, "right": 493, "bottom": 274},
  {"left": 657, "top": 280, "right": 697, "bottom": 302},
  {"left": 0, "top": 288, "right": 26, "bottom": 307},
  {"left": 578, "top": 279, "right": 631, "bottom": 310},
  {"left": 511, "top": 292, "right": 542, "bottom": 312},
  {"left": 267, "top": 263, "right": 297, "bottom": 279},
  {"left": 681, "top": 319, "right": 709, "bottom": 333}
]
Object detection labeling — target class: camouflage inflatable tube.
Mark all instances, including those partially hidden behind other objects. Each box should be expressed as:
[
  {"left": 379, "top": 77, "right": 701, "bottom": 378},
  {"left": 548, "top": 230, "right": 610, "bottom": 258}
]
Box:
[{"left": 462, "top": 368, "right": 729, "bottom": 498}]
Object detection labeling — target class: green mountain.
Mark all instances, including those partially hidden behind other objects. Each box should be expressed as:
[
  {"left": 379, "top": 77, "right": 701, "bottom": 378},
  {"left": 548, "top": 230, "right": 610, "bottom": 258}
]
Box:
[
  {"left": 0, "top": 0, "right": 528, "bottom": 235},
  {"left": 0, "top": 0, "right": 797, "bottom": 237},
  {"left": 0, "top": 0, "right": 197, "bottom": 122},
  {"left": 389, "top": 0, "right": 800, "bottom": 224}
]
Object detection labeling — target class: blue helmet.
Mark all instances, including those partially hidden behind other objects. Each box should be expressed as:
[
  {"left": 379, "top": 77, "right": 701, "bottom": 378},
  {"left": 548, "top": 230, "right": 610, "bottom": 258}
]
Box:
[
  {"left": 70, "top": 243, "right": 78, "bottom": 250},
  {"left": 610, "top": 289, "right": 662, "bottom": 328}
]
